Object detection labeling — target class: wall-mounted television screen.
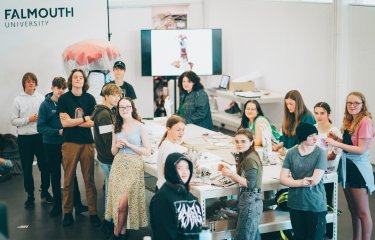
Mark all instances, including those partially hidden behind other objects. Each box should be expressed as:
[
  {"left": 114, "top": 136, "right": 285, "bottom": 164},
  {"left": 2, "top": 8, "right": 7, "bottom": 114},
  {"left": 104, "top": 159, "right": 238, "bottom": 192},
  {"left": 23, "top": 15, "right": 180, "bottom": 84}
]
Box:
[{"left": 141, "top": 29, "right": 222, "bottom": 76}]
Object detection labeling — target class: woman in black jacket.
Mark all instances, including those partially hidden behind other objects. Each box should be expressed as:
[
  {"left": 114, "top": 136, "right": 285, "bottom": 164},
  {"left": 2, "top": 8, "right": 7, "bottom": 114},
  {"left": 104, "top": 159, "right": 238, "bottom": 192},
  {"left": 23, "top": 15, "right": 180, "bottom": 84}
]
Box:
[{"left": 150, "top": 152, "right": 203, "bottom": 240}]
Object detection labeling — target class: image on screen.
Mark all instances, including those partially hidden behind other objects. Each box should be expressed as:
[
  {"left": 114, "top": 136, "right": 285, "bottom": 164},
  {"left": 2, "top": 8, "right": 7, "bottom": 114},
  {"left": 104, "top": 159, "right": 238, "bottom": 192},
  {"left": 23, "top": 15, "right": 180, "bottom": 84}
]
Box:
[{"left": 141, "top": 29, "right": 222, "bottom": 76}]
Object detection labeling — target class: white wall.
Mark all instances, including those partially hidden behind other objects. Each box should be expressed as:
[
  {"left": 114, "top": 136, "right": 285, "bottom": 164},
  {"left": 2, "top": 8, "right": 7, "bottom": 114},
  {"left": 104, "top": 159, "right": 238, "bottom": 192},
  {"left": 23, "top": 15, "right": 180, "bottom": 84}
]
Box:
[
  {"left": 202, "top": 0, "right": 334, "bottom": 126},
  {"left": 0, "top": 0, "right": 107, "bottom": 134},
  {"left": 108, "top": 0, "right": 335, "bottom": 128},
  {"left": 347, "top": 5, "right": 375, "bottom": 163}
]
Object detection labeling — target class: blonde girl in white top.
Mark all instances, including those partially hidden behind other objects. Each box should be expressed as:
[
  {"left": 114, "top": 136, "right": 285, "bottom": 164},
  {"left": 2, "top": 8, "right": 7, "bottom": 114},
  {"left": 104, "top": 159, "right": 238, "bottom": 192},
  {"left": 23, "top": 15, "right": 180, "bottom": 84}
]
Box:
[{"left": 156, "top": 115, "right": 187, "bottom": 190}]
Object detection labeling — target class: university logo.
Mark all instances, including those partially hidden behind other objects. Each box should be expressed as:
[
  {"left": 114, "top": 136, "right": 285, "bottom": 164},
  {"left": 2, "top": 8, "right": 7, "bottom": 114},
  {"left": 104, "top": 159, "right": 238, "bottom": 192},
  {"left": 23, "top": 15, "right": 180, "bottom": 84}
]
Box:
[{"left": 3, "top": 7, "right": 74, "bottom": 29}]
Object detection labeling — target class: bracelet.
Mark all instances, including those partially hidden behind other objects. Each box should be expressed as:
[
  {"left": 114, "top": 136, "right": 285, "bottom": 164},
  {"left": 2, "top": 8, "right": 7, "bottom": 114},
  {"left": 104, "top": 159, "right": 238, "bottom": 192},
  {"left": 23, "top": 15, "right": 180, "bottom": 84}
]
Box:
[{"left": 82, "top": 116, "right": 86, "bottom": 122}]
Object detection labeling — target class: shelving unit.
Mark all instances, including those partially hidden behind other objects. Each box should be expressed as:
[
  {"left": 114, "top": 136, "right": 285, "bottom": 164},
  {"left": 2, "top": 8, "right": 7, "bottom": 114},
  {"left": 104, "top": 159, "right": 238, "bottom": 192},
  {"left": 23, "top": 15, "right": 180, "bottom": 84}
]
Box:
[{"left": 206, "top": 88, "right": 284, "bottom": 132}]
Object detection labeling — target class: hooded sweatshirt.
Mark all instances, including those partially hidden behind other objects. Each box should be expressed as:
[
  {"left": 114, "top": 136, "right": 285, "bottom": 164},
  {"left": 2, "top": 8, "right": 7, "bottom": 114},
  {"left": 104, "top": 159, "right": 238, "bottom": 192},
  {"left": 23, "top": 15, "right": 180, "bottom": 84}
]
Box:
[
  {"left": 150, "top": 152, "right": 203, "bottom": 240},
  {"left": 37, "top": 93, "right": 63, "bottom": 144},
  {"left": 91, "top": 104, "right": 115, "bottom": 164}
]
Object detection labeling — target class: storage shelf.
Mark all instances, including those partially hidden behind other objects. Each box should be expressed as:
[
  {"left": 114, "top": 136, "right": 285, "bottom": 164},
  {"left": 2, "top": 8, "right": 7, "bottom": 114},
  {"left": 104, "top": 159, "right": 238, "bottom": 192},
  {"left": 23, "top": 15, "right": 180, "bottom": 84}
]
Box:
[
  {"left": 207, "top": 88, "right": 284, "bottom": 132},
  {"left": 206, "top": 88, "right": 284, "bottom": 105},
  {"left": 211, "top": 112, "right": 241, "bottom": 132},
  {"left": 207, "top": 210, "right": 336, "bottom": 238},
  {"left": 196, "top": 172, "right": 338, "bottom": 240}
]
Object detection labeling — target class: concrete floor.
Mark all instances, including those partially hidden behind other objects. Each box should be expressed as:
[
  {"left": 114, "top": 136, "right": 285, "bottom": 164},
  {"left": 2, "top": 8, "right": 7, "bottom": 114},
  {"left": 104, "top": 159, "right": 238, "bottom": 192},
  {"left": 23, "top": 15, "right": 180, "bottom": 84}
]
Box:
[{"left": 0, "top": 162, "right": 374, "bottom": 240}]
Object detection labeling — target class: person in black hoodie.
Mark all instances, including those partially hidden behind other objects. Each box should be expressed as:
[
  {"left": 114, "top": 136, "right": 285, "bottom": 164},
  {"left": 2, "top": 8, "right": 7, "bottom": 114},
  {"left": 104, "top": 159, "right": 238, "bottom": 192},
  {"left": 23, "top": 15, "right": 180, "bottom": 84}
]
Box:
[{"left": 150, "top": 152, "right": 203, "bottom": 240}]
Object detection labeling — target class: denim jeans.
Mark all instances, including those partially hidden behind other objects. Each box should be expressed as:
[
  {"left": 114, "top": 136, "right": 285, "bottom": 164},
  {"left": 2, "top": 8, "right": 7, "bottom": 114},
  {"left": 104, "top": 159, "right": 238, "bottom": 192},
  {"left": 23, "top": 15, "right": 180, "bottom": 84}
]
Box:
[
  {"left": 99, "top": 162, "right": 112, "bottom": 212},
  {"left": 236, "top": 192, "right": 263, "bottom": 240}
]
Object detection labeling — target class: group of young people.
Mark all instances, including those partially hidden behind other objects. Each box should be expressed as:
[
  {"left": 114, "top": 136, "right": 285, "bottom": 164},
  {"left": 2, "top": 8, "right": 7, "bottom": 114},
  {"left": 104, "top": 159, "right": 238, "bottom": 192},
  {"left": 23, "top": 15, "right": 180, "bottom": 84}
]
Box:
[
  {"left": 152, "top": 86, "right": 374, "bottom": 240},
  {"left": 7, "top": 63, "right": 374, "bottom": 240},
  {"left": 232, "top": 89, "right": 373, "bottom": 240}
]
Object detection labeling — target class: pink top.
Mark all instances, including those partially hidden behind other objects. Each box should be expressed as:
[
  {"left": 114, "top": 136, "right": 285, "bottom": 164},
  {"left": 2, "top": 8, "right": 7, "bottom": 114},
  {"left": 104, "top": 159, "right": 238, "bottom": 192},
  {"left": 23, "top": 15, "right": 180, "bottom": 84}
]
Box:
[{"left": 351, "top": 117, "right": 373, "bottom": 147}]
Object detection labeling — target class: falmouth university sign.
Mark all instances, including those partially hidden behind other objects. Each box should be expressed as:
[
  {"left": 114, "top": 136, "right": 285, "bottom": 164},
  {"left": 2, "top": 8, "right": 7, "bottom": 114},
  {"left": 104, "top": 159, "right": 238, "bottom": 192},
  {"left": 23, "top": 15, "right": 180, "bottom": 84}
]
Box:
[{"left": 4, "top": 7, "right": 74, "bottom": 28}]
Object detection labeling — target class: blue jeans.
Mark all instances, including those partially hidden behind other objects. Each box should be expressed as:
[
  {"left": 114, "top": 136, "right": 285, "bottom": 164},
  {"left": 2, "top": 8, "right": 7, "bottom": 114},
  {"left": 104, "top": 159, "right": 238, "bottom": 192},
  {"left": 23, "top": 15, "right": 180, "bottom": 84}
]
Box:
[
  {"left": 99, "top": 162, "right": 112, "bottom": 212},
  {"left": 236, "top": 192, "right": 263, "bottom": 240}
]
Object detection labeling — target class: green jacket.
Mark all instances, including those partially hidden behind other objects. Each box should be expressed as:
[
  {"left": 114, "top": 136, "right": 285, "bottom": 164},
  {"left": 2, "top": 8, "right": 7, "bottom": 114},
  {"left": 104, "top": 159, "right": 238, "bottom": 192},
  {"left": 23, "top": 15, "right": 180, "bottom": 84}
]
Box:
[{"left": 177, "top": 89, "right": 213, "bottom": 130}]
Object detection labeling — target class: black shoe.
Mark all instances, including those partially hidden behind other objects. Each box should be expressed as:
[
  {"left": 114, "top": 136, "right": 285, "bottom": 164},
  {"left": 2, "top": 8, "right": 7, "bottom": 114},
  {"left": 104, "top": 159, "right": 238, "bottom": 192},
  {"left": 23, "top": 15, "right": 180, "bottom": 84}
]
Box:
[
  {"left": 75, "top": 204, "right": 88, "bottom": 214},
  {"left": 108, "top": 234, "right": 121, "bottom": 240},
  {"left": 90, "top": 214, "right": 101, "bottom": 227},
  {"left": 49, "top": 206, "right": 62, "bottom": 218},
  {"left": 41, "top": 192, "right": 54, "bottom": 204},
  {"left": 120, "top": 232, "right": 130, "bottom": 240},
  {"left": 62, "top": 213, "right": 74, "bottom": 226},
  {"left": 24, "top": 196, "right": 35, "bottom": 209},
  {"left": 101, "top": 219, "right": 114, "bottom": 237}
]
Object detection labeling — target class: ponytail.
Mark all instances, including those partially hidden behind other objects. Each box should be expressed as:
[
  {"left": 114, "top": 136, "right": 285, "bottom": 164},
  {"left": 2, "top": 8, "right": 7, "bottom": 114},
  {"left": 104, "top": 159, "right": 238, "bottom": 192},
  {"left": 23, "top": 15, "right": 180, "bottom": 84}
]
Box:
[{"left": 158, "top": 115, "right": 186, "bottom": 148}]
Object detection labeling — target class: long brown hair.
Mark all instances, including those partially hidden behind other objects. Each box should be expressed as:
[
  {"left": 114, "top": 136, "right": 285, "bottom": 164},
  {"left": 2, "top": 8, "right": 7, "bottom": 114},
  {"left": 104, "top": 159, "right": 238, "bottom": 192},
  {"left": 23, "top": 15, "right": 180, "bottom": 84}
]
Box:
[
  {"left": 234, "top": 129, "right": 261, "bottom": 175},
  {"left": 67, "top": 69, "right": 89, "bottom": 92},
  {"left": 158, "top": 115, "right": 186, "bottom": 148},
  {"left": 343, "top": 92, "right": 372, "bottom": 134},
  {"left": 114, "top": 97, "right": 142, "bottom": 133},
  {"left": 282, "top": 90, "right": 311, "bottom": 137}
]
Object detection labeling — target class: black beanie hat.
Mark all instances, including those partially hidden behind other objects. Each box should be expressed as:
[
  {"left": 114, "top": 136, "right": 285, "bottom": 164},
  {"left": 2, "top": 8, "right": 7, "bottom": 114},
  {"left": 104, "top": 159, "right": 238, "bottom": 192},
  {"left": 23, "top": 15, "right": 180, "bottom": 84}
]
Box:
[{"left": 296, "top": 122, "right": 318, "bottom": 142}]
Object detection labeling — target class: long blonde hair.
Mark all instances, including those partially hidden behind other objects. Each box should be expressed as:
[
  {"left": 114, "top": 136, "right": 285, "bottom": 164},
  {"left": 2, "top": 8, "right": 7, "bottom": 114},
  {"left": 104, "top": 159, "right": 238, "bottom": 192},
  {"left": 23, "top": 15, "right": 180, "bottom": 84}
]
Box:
[
  {"left": 342, "top": 92, "right": 372, "bottom": 134},
  {"left": 158, "top": 115, "right": 186, "bottom": 148}
]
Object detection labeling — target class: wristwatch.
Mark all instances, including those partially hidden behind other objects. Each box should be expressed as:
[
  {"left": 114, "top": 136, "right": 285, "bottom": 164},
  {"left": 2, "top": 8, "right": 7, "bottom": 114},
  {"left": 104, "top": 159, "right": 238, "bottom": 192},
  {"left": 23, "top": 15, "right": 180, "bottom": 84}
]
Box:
[{"left": 82, "top": 116, "right": 86, "bottom": 122}]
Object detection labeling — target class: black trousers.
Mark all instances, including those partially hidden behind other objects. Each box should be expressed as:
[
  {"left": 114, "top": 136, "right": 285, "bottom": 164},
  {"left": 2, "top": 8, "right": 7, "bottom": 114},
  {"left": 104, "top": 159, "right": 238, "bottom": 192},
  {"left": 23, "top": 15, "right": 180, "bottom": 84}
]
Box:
[
  {"left": 43, "top": 143, "right": 83, "bottom": 207},
  {"left": 17, "top": 134, "right": 49, "bottom": 195},
  {"left": 289, "top": 209, "right": 327, "bottom": 240},
  {"left": 324, "top": 183, "right": 334, "bottom": 238}
]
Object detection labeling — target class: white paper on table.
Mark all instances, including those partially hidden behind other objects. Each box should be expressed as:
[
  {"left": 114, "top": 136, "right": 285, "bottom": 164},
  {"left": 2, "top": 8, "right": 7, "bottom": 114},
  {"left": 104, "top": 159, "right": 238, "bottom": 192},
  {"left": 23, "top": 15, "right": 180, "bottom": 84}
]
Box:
[{"left": 235, "top": 91, "right": 263, "bottom": 98}]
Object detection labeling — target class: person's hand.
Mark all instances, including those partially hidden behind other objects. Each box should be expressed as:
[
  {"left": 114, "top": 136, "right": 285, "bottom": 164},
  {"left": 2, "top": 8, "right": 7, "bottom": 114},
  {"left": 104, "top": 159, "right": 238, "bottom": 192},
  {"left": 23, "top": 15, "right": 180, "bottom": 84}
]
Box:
[
  {"left": 327, "top": 131, "right": 338, "bottom": 140},
  {"left": 301, "top": 177, "right": 312, "bottom": 187},
  {"left": 116, "top": 139, "right": 130, "bottom": 149},
  {"left": 221, "top": 166, "right": 234, "bottom": 178},
  {"left": 28, "top": 113, "right": 38, "bottom": 122},
  {"left": 325, "top": 137, "right": 339, "bottom": 147},
  {"left": 278, "top": 148, "right": 286, "bottom": 156},
  {"left": 60, "top": 113, "right": 71, "bottom": 121},
  {"left": 272, "top": 142, "right": 283, "bottom": 151}
]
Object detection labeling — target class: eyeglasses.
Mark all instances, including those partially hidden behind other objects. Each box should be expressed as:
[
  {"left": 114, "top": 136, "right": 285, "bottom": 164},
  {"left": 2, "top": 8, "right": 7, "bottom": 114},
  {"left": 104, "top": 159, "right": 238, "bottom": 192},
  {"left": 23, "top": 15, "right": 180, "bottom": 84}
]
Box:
[
  {"left": 346, "top": 102, "right": 362, "bottom": 107},
  {"left": 235, "top": 140, "right": 250, "bottom": 144},
  {"left": 119, "top": 105, "right": 132, "bottom": 110}
]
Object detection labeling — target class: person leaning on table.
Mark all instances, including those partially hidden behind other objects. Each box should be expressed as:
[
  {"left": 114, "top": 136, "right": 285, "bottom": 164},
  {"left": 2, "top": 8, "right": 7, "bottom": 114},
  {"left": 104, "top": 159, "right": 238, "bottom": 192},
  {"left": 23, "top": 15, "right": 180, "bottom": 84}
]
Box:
[{"left": 279, "top": 122, "right": 327, "bottom": 240}]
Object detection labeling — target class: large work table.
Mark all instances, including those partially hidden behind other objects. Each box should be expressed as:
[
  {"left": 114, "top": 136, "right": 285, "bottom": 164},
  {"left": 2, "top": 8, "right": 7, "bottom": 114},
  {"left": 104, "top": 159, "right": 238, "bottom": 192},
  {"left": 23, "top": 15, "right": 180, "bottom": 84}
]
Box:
[{"left": 143, "top": 118, "right": 338, "bottom": 239}]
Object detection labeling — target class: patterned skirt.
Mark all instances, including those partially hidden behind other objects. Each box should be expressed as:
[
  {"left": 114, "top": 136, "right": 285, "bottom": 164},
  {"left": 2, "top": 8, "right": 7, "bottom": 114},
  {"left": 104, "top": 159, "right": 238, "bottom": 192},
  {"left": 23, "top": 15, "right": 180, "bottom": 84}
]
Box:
[{"left": 105, "top": 153, "right": 148, "bottom": 230}]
